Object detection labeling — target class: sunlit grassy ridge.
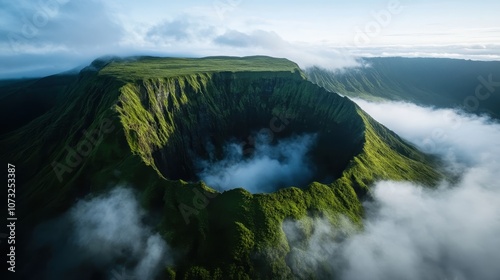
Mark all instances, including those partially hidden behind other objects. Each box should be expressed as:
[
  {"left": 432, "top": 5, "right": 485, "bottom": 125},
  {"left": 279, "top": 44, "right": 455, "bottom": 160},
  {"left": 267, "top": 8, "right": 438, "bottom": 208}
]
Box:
[
  {"left": 1, "top": 56, "right": 441, "bottom": 279},
  {"left": 100, "top": 56, "right": 305, "bottom": 81}
]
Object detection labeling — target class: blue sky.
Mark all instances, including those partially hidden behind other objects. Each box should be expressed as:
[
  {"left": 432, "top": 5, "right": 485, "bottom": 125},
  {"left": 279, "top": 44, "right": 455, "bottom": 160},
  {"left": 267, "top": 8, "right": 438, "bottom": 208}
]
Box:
[{"left": 1, "top": 0, "right": 499, "bottom": 78}]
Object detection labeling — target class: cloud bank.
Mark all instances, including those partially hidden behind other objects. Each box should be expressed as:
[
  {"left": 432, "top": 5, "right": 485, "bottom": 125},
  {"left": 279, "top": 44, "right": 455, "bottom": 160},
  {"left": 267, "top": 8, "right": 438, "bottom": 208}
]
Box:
[
  {"left": 2, "top": 1, "right": 500, "bottom": 78},
  {"left": 196, "top": 133, "right": 317, "bottom": 193},
  {"left": 212, "top": 29, "right": 361, "bottom": 70},
  {"left": 353, "top": 99, "right": 499, "bottom": 171},
  {"left": 26, "top": 187, "right": 172, "bottom": 280},
  {"left": 283, "top": 101, "right": 500, "bottom": 280}
]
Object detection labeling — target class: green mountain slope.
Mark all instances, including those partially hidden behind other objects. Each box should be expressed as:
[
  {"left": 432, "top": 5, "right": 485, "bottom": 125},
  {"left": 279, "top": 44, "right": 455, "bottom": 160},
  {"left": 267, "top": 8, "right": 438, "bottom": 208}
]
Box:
[
  {"left": 1, "top": 56, "right": 441, "bottom": 279},
  {"left": 306, "top": 57, "right": 500, "bottom": 118},
  {"left": 0, "top": 74, "right": 78, "bottom": 134}
]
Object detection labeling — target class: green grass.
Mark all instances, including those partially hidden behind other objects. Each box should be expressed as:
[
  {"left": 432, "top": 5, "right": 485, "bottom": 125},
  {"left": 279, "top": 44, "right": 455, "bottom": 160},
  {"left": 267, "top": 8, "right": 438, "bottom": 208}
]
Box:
[
  {"left": 105, "top": 57, "right": 441, "bottom": 278},
  {"left": 1, "top": 55, "right": 443, "bottom": 279},
  {"left": 0, "top": 74, "right": 78, "bottom": 134},
  {"left": 100, "top": 56, "right": 305, "bottom": 81}
]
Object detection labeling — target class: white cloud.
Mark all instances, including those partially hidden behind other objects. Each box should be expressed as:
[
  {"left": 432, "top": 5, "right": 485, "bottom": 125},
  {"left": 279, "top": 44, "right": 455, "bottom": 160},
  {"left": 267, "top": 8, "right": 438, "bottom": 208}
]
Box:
[
  {"left": 0, "top": 0, "right": 126, "bottom": 78},
  {"left": 146, "top": 17, "right": 217, "bottom": 45},
  {"left": 3, "top": 1, "right": 499, "bottom": 78},
  {"left": 212, "top": 29, "right": 361, "bottom": 69},
  {"left": 283, "top": 100, "right": 500, "bottom": 280},
  {"left": 27, "top": 187, "right": 172, "bottom": 280},
  {"left": 339, "top": 178, "right": 500, "bottom": 280},
  {"left": 345, "top": 44, "right": 500, "bottom": 61},
  {"left": 215, "top": 29, "right": 287, "bottom": 48},
  {"left": 352, "top": 99, "right": 500, "bottom": 170},
  {"left": 196, "top": 132, "right": 317, "bottom": 193}
]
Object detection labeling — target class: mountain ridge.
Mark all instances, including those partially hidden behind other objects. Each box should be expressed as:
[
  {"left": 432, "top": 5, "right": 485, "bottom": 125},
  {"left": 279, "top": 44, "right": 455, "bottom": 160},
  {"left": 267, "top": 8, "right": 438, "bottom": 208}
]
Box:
[
  {"left": 306, "top": 57, "right": 500, "bottom": 118},
  {"left": 1, "top": 56, "right": 441, "bottom": 279}
]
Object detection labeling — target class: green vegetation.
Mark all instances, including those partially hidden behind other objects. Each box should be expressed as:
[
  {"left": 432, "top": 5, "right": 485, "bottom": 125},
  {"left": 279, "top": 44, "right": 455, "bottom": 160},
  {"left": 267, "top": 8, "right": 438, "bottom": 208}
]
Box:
[
  {"left": 0, "top": 74, "right": 78, "bottom": 134},
  {"left": 0, "top": 56, "right": 442, "bottom": 279},
  {"left": 307, "top": 57, "right": 500, "bottom": 118},
  {"left": 100, "top": 56, "right": 305, "bottom": 81}
]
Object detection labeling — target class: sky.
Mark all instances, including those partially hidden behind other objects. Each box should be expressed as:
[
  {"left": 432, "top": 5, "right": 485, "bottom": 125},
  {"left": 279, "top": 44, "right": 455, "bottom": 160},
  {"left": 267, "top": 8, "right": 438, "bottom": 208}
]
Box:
[{"left": 1, "top": 0, "right": 500, "bottom": 78}]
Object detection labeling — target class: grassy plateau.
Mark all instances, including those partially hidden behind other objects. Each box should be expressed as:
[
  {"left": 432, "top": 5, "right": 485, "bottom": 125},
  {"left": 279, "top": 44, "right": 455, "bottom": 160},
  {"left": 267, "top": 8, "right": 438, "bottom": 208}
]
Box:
[{"left": 0, "top": 56, "right": 442, "bottom": 279}]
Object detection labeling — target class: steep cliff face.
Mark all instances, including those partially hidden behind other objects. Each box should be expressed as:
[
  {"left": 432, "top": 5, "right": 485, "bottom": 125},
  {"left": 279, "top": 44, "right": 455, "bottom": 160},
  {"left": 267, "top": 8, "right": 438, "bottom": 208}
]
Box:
[
  {"left": 114, "top": 71, "right": 364, "bottom": 183},
  {"left": 107, "top": 57, "right": 439, "bottom": 192},
  {"left": 1, "top": 56, "right": 441, "bottom": 279}
]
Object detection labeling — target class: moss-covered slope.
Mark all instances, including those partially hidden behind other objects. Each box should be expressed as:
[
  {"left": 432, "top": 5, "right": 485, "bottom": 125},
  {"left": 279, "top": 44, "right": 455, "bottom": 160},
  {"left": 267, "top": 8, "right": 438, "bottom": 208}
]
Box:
[{"left": 0, "top": 56, "right": 441, "bottom": 279}]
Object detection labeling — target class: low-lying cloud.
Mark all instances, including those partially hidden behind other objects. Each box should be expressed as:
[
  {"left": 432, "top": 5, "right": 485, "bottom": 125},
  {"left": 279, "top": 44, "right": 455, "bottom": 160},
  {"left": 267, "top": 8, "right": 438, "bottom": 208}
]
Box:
[
  {"left": 26, "top": 187, "right": 172, "bottom": 280},
  {"left": 283, "top": 101, "right": 500, "bottom": 280},
  {"left": 353, "top": 99, "right": 500, "bottom": 171},
  {"left": 196, "top": 133, "right": 317, "bottom": 193},
  {"left": 213, "top": 29, "right": 361, "bottom": 70}
]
